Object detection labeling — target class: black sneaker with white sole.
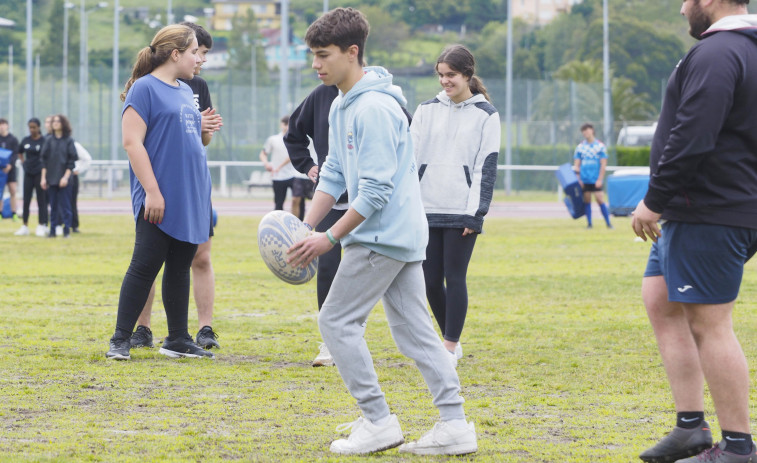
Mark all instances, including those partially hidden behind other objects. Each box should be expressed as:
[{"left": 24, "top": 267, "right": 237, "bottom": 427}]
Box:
[
  {"left": 159, "top": 335, "right": 215, "bottom": 359},
  {"left": 196, "top": 325, "right": 220, "bottom": 349},
  {"left": 106, "top": 337, "right": 131, "bottom": 360},
  {"left": 130, "top": 325, "right": 154, "bottom": 348}
]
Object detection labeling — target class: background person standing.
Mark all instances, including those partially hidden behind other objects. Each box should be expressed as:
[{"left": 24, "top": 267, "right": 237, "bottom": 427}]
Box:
[
  {"left": 15, "top": 118, "right": 48, "bottom": 237},
  {"left": 0, "top": 118, "right": 20, "bottom": 222},
  {"left": 260, "top": 115, "right": 300, "bottom": 214},
  {"left": 573, "top": 123, "right": 612, "bottom": 229},
  {"left": 40, "top": 115, "right": 77, "bottom": 238}
]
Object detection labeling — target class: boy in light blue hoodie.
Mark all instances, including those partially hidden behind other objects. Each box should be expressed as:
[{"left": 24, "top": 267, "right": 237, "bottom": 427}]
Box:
[{"left": 287, "top": 7, "right": 477, "bottom": 457}]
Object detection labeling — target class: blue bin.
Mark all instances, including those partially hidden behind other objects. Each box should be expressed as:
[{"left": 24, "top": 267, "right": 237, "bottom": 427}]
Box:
[{"left": 608, "top": 170, "right": 649, "bottom": 216}]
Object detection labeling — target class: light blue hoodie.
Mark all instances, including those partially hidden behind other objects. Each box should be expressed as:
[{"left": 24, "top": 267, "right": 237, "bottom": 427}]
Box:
[{"left": 316, "top": 66, "right": 428, "bottom": 262}]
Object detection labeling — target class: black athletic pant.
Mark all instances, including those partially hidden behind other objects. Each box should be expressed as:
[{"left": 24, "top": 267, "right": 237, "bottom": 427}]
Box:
[
  {"left": 422, "top": 227, "right": 478, "bottom": 343},
  {"left": 272, "top": 178, "right": 294, "bottom": 211},
  {"left": 315, "top": 208, "right": 346, "bottom": 310},
  {"left": 22, "top": 171, "right": 47, "bottom": 225},
  {"left": 114, "top": 208, "right": 198, "bottom": 341},
  {"left": 70, "top": 174, "right": 80, "bottom": 229}
]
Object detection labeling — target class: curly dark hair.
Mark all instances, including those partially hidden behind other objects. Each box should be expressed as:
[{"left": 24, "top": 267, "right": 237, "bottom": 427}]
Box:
[{"left": 52, "top": 114, "right": 73, "bottom": 138}]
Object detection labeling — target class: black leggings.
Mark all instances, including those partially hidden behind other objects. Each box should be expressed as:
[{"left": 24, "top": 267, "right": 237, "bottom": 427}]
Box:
[
  {"left": 422, "top": 227, "right": 478, "bottom": 343},
  {"left": 114, "top": 209, "right": 198, "bottom": 340},
  {"left": 315, "top": 208, "right": 346, "bottom": 310},
  {"left": 22, "top": 171, "right": 47, "bottom": 225},
  {"left": 70, "top": 174, "right": 80, "bottom": 229}
]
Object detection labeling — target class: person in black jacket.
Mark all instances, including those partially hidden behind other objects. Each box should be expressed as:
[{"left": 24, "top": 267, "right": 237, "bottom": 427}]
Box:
[
  {"left": 633, "top": 2, "right": 757, "bottom": 462},
  {"left": 284, "top": 84, "right": 342, "bottom": 366},
  {"left": 40, "top": 114, "right": 77, "bottom": 238}
]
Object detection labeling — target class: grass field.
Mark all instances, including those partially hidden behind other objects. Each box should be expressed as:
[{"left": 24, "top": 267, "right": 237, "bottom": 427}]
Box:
[{"left": 2, "top": 211, "right": 757, "bottom": 462}]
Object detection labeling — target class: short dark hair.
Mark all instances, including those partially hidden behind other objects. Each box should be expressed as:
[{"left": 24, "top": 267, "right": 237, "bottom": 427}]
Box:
[
  {"left": 180, "top": 21, "right": 213, "bottom": 49},
  {"left": 28, "top": 117, "right": 41, "bottom": 127},
  {"left": 280, "top": 115, "right": 290, "bottom": 125},
  {"left": 0, "top": 118, "right": 8, "bottom": 125},
  {"left": 580, "top": 123, "right": 594, "bottom": 132},
  {"left": 305, "top": 8, "right": 369, "bottom": 66}
]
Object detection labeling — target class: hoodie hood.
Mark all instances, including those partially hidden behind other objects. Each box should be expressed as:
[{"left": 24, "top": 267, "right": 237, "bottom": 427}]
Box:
[
  {"left": 434, "top": 90, "right": 489, "bottom": 108},
  {"left": 703, "top": 14, "right": 757, "bottom": 40},
  {"left": 339, "top": 66, "right": 407, "bottom": 109}
]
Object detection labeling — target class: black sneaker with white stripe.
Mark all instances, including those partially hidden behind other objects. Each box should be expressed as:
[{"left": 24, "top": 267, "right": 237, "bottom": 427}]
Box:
[{"left": 159, "top": 335, "right": 215, "bottom": 359}]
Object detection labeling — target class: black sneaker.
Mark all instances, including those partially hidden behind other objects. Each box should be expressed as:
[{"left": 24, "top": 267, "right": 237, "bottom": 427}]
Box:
[
  {"left": 130, "top": 325, "right": 154, "bottom": 348},
  {"left": 196, "top": 325, "right": 220, "bottom": 349},
  {"left": 639, "top": 421, "right": 713, "bottom": 462},
  {"left": 159, "top": 335, "right": 215, "bottom": 359},
  {"left": 106, "top": 337, "right": 131, "bottom": 360}
]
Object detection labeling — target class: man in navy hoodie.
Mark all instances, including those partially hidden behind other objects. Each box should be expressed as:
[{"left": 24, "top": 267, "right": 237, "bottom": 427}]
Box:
[{"left": 633, "top": 1, "right": 757, "bottom": 462}]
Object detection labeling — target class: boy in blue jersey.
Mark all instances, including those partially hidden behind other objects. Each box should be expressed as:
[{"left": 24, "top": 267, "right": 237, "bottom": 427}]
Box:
[
  {"left": 573, "top": 123, "right": 612, "bottom": 229},
  {"left": 287, "top": 7, "right": 476, "bottom": 456}
]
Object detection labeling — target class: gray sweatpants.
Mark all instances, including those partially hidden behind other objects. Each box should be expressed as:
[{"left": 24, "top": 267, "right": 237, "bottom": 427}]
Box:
[{"left": 318, "top": 244, "right": 466, "bottom": 422}]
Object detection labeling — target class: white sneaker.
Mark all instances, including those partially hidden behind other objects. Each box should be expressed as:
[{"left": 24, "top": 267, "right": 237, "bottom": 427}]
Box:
[
  {"left": 447, "top": 349, "right": 458, "bottom": 368},
  {"left": 312, "top": 342, "right": 335, "bottom": 367},
  {"left": 399, "top": 421, "right": 477, "bottom": 455},
  {"left": 35, "top": 225, "right": 48, "bottom": 237},
  {"left": 55, "top": 225, "right": 63, "bottom": 236},
  {"left": 455, "top": 343, "right": 463, "bottom": 359},
  {"left": 14, "top": 225, "right": 29, "bottom": 236},
  {"left": 329, "top": 414, "right": 404, "bottom": 454}
]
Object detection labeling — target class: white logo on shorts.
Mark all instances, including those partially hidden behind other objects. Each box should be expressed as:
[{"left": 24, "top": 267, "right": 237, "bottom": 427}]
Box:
[{"left": 677, "top": 285, "right": 693, "bottom": 293}]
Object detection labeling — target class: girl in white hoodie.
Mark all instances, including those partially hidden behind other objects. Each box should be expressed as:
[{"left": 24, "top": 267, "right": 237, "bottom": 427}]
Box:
[{"left": 411, "top": 45, "right": 501, "bottom": 366}]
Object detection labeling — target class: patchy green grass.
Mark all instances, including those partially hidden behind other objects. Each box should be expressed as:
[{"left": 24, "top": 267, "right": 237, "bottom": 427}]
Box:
[{"left": 1, "top": 213, "right": 757, "bottom": 462}]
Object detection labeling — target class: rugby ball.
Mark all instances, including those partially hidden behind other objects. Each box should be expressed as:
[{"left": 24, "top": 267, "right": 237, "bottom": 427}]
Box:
[{"left": 258, "top": 210, "right": 318, "bottom": 285}]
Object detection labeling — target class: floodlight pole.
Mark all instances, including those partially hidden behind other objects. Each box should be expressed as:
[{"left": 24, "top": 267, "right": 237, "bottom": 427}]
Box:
[
  {"left": 602, "top": 0, "right": 613, "bottom": 158},
  {"left": 505, "top": 0, "right": 513, "bottom": 195},
  {"left": 279, "top": 0, "right": 289, "bottom": 116},
  {"left": 26, "top": 0, "right": 33, "bottom": 123},
  {"left": 109, "top": 0, "right": 119, "bottom": 198}
]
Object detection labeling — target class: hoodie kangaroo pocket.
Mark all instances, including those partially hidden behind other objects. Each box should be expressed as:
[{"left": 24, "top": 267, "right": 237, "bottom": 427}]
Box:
[{"left": 419, "top": 163, "right": 470, "bottom": 212}]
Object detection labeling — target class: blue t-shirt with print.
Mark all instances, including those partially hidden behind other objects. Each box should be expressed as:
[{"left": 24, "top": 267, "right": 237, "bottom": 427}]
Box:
[
  {"left": 122, "top": 74, "right": 211, "bottom": 244},
  {"left": 573, "top": 139, "right": 607, "bottom": 184}
]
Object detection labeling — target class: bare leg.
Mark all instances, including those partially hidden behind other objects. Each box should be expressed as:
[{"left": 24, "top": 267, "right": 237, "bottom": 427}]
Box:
[
  {"left": 291, "top": 196, "right": 302, "bottom": 219},
  {"left": 135, "top": 281, "right": 156, "bottom": 328},
  {"left": 684, "top": 300, "right": 750, "bottom": 433},
  {"left": 643, "top": 275, "right": 704, "bottom": 412},
  {"left": 192, "top": 239, "right": 215, "bottom": 328}
]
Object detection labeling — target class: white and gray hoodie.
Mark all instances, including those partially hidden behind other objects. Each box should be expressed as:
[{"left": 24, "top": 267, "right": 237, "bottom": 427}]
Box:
[{"left": 411, "top": 91, "right": 501, "bottom": 233}]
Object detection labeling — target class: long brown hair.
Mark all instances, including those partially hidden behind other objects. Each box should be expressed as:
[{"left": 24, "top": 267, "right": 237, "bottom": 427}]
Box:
[
  {"left": 436, "top": 44, "right": 491, "bottom": 102},
  {"left": 52, "top": 114, "right": 73, "bottom": 138},
  {"left": 120, "top": 24, "right": 195, "bottom": 101}
]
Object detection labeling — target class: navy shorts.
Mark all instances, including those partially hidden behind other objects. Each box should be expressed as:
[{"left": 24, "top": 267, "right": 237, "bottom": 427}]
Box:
[
  {"left": 6, "top": 165, "right": 16, "bottom": 183},
  {"left": 644, "top": 221, "right": 757, "bottom": 304},
  {"left": 582, "top": 183, "right": 601, "bottom": 192}
]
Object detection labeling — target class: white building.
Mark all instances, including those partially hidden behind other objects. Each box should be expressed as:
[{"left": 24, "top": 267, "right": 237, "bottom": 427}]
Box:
[{"left": 511, "top": 0, "right": 583, "bottom": 25}]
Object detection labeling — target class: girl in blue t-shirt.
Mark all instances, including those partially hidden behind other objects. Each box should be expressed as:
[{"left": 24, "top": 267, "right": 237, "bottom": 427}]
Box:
[{"left": 106, "top": 24, "right": 213, "bottom": 361}]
